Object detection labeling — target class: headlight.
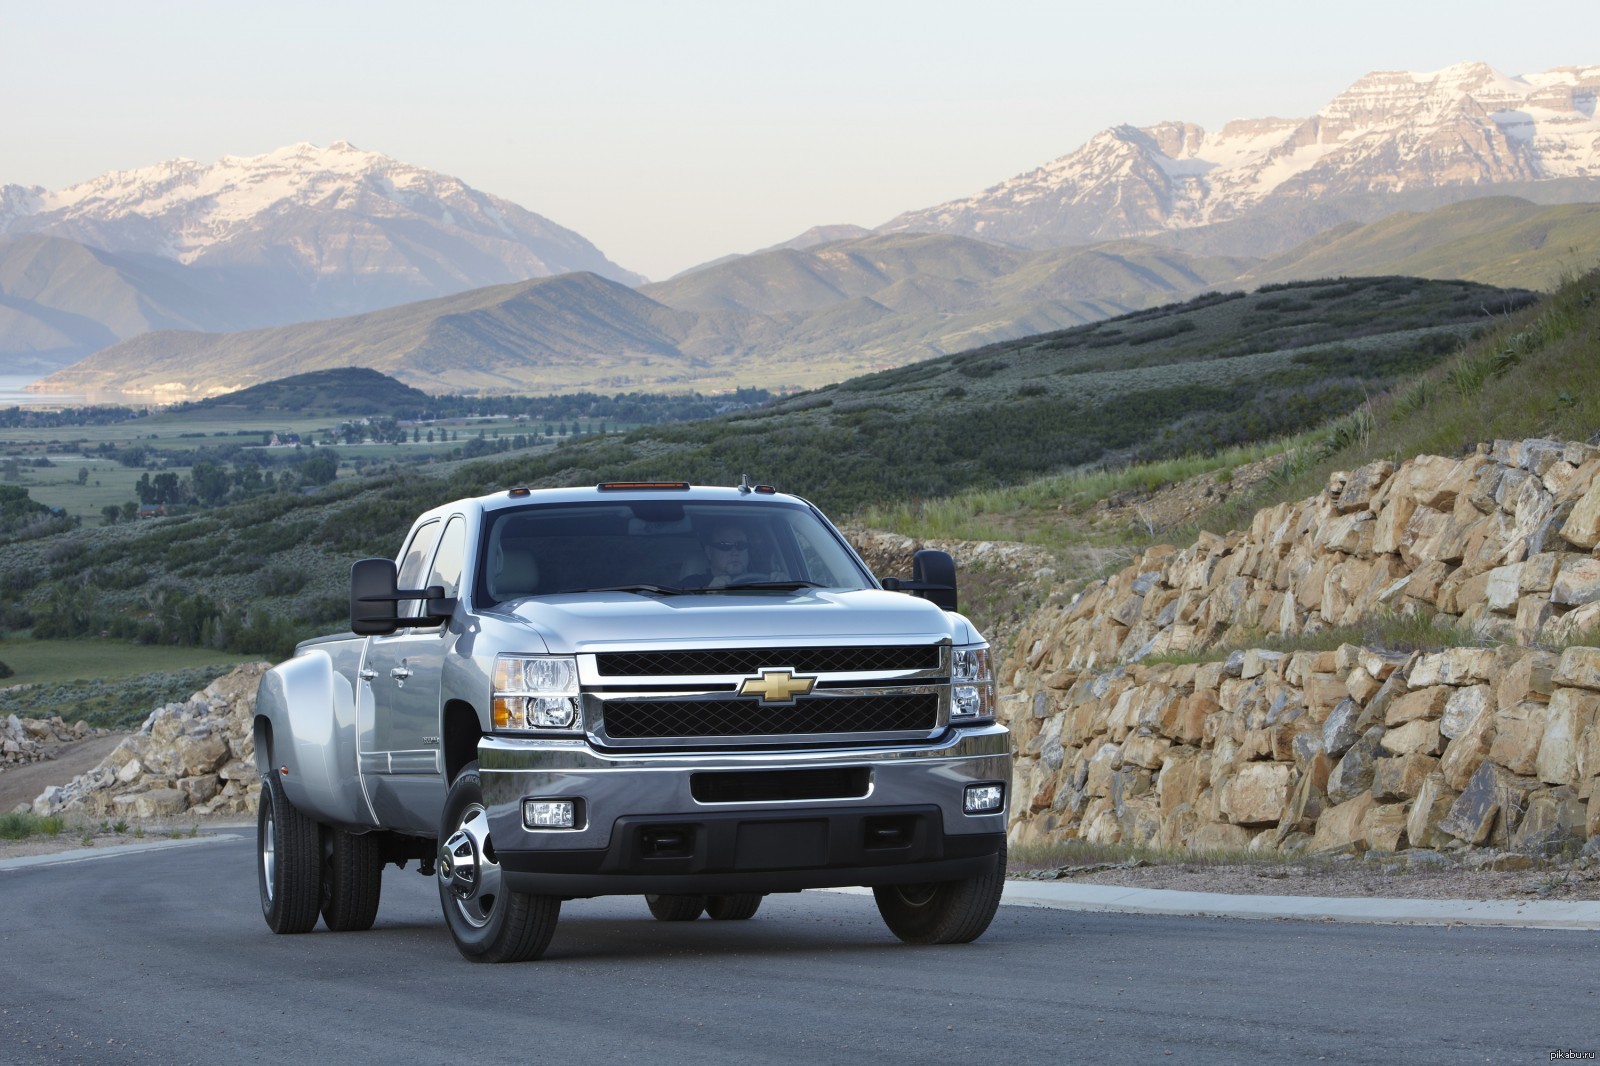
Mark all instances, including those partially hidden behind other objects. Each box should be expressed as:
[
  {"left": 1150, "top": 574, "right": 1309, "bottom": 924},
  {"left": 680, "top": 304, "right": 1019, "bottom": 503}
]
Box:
[
  {"left": 493, "top": 655, "right": 581, "bottom": 731},
  {"left": 950, "top": 644, "right": 995, "bottom": 723}
]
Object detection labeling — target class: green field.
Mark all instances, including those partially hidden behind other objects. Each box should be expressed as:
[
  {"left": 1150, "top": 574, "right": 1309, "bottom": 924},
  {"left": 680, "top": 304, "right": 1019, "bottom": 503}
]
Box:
[
  {"left": 6, "top": 458, "right": 145, "bottom": 518},
  {"left": 0, "top": 639, "right": 256, "bottom": 685},
  {"left": 0, "top": 412, "right": 604, "bottom": 449},
  {"left": 0, "top": 414, "right": 332, "bottom": 448},
  {"left": 0, "top": 420, "right": 618, "bottom": 521}
]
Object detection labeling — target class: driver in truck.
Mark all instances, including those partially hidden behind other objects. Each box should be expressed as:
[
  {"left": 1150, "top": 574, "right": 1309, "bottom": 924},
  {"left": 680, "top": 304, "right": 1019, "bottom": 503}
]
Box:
[{"left": 684, "top": 522, "right": 772, "bottom": 588}]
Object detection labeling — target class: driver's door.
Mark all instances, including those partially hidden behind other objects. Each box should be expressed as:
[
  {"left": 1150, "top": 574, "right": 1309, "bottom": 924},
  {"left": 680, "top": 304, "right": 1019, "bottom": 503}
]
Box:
[{"left": 359, "top": 516, "right": 462, "bottom": 833}]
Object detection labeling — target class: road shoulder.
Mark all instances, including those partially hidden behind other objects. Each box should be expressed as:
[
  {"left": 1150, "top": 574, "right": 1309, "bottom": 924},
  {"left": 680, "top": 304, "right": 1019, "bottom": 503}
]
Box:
[{"left": 996, "top": 880, "right": 1600, "bottom": 930}]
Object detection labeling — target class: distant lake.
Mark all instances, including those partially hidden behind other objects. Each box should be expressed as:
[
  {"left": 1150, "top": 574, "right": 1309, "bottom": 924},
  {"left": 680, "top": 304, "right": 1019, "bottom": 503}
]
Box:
[{"left": 0, "top": 374, "right": 89, "bottom": 407}]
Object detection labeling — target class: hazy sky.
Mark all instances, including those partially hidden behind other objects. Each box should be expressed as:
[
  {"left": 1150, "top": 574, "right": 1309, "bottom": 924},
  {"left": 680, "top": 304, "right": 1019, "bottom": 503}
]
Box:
[{"left": 4, "top": 0, "right": 1597, "bottom": 280}]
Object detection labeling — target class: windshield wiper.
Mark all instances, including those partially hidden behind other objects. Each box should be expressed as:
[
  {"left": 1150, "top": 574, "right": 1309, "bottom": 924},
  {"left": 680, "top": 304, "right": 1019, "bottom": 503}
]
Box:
[
  {"left": 714, "top": 580, "right": 828, "bottom": 591},
  {"left": 556, "top": 584, "right": 690, "bottom": 596}
]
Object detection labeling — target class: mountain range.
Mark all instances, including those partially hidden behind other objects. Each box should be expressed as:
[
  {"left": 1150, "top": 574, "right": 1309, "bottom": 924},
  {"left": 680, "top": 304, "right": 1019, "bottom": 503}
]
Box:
[
  {"left": 8, "top": 61, "right": 1600, "bottom": 398},
  {"left": 36, "top": 235, "right": 1253, "bottom": 398},
  {"left": 881, "top": 62, "right": 1600, "bottom": 253},
  {"left": 37, "top": 194, "right": 1598, "bottom": 400},
  {"left": 0, "top": 142, "right": 641, "bottom": 370}
]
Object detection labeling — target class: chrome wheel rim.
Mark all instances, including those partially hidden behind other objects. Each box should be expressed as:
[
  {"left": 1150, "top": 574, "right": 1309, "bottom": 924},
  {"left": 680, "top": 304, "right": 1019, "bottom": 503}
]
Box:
[
  {"left": 261, "top": 804, "right": 276, "bottom": 904},
  {"left": 439, "top": 803, "right": 500, "bottom": 929}
]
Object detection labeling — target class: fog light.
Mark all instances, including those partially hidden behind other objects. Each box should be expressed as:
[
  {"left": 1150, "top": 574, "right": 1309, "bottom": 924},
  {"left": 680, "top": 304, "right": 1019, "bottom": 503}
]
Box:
[
  {"left": 964, "top": 783, "right": 1005, "bottom": 814},
  {"left": 522, "top": 799, "right": 578, "bottom": 829}
]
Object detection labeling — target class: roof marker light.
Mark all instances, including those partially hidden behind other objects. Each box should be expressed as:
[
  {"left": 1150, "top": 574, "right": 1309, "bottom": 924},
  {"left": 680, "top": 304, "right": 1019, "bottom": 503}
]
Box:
[{"left": 597, "top": 482, "right": 690, "bottom": 491}]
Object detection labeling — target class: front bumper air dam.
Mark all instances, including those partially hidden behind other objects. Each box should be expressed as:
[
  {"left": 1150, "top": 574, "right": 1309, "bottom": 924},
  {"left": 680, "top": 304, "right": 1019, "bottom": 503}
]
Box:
[{"left": 477, "top": 725, "right": 1010, "bottom": 897}]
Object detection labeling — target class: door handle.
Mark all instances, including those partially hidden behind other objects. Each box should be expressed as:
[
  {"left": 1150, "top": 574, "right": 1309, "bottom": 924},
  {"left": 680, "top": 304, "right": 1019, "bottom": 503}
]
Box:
[
  {"left": 358, "top": 668, "right": 377, "bottom": 682},
  {"left": 390, "top": 666, "right": 412, "bottom": 681}
]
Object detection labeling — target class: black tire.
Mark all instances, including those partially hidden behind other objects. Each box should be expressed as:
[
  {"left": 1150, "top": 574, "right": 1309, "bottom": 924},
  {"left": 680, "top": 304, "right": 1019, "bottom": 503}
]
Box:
[
  {"left": 321, "top": 827, "right": 383, "bottom": 932},
  {"left": 872, "top": 839, "right": 1006, "bottom": 945},
  {"left": 437, "top": 763, "right": 560, "bottom": 963},
  {"left": 258, "top": 775, "right": 322, "bottom": 934},
  {"left": 645, "top": 894, "right": 706, "bottom": 921},
  {"left": 705, "top": 893, "right": 764, "bottom": 920}
]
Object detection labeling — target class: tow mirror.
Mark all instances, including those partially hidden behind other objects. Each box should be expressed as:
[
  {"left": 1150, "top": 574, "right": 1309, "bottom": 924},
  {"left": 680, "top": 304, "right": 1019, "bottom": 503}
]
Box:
[
  {"left": 351, "top": 559, "right": 401, "bottom": 635},
  {"left": 881, "top": 549, "right": 958, "bottom": 612},
  {"left": 352, "top": 561, "right": 457, "bottom": 635}
]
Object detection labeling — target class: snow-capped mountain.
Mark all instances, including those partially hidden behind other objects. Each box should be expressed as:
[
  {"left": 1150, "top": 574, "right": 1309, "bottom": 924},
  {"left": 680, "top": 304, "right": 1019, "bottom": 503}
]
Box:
[
  {"left": 0, "top": 142, "right": 643, "bottom": 329},
  {"left": 881, "top": 62, "right": 1600, "bottom": 249}
]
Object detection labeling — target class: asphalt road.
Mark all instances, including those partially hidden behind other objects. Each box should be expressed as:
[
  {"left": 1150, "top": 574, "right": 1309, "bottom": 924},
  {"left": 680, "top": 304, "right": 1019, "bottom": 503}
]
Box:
[{"left": 1, "top": 836, "right": 1595, "bottom": 1066}]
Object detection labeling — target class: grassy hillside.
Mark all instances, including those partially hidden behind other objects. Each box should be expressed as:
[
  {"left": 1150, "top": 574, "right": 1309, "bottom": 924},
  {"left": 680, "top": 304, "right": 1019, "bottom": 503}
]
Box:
[
  {"left": 38, "top": 233, "right": 1261, "bottom": 402},
  {"left": 38, "top": 272, "right": 693, "bottom": 399},
  {"left": 1251, "top": 198, "right": 1600, "bottom": 292},
  {"left": 857, "top": 264, "right": 1600, "bottom": 574},
  {"left": 459, "top": 275, "right": 1521, "bottom": 512},
  {"left": 170, "top": 368, "right": 435, "bottom": 417},
  {"left": 0, "top": 274, "right": 1529, "bottom": 663},
  {"left": 1198, "top": 265, "right": 1600, "bottom": 532}
]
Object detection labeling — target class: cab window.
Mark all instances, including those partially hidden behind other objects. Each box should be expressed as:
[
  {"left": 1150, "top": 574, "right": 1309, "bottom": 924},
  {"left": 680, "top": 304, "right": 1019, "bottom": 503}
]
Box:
[
  {"left": 396, "top": 519, "right": 443, "bottom": 619},
  {"left": 427, "top": 516, "right": 467, "bottom": 600}
]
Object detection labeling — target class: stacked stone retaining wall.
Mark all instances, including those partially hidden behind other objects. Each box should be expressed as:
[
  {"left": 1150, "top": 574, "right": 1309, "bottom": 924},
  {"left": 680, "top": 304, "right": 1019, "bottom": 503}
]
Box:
[{"left": 1002, "top": 438, "right": 1600, "bottom": 855}]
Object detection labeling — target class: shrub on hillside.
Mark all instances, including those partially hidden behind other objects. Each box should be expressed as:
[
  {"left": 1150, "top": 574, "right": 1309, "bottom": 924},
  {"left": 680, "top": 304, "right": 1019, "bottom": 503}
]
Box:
[{"left": 0, "top": 668, "right": 238, "bottom": 731}]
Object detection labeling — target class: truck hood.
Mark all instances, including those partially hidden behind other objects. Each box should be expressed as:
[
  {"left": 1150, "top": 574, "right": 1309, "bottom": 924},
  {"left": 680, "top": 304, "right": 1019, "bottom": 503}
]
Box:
[{"left": 484, "top": 588, "right": 968, "bottom": 654}]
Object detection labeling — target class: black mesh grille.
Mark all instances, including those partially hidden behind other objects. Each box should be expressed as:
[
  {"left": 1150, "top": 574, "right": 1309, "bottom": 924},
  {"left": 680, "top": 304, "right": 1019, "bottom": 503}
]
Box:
[
  {"left": 594, "top": 645, "right": 942, "bottom": 676},
  {"left": 691, "top": 768, "right": 871, "bottom": 803},
  {"left": 602, "top": 693, "right": 938, "bottom": 739}
]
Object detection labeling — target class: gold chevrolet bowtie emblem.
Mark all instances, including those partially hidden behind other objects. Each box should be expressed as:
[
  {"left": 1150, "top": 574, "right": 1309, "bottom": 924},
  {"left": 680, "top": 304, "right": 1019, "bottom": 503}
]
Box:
[{"left": 739, "top": 669, "right": 816, "bottom": 704}]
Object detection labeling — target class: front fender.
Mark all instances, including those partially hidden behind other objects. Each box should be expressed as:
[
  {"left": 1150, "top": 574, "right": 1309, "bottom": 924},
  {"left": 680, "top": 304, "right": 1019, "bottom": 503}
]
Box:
[{"left": 255, "top": 645, "right": 377, "bottom": 830}]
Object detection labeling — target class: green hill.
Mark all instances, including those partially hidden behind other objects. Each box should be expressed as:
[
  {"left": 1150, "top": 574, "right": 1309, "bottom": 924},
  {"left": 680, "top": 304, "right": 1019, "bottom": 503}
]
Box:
[
  {"left": 33, "top": 234, "right": 1260, "bottom": 401},
  {"left": 38, "top": 272, "right": 692, "bottom": 399},
  {"left": 1201, "top": 265, "right": 1600, "bottom": 533},
  {"left": 854, "top": 264, "right": 1600, "bottom": 571},
  {"left": 466, "top": 276, "right": 1526, "bottom": 511},
  {"left": 169, "top": 368, "right": 434, "bottom": 418},
  {"left": 1252, "top": 198, "right": 1600, "bottom": 292}
]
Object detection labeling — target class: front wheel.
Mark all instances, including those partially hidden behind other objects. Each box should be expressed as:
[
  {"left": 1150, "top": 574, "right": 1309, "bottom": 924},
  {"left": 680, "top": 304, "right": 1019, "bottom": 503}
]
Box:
[
  {"left": 872, "top": 840, "right": 1006, "bottom": 945},
  {"left": 258, "top": 775, "right": 322, "bottom": 934},
  {"left": 437, "top": 763, "right": 561, "bottom": 962}
]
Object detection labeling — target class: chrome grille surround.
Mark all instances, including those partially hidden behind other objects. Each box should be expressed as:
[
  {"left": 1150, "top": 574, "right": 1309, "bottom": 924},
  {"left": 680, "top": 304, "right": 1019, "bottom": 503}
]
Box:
[
  {"left": 594, "top": 645, "right": 942, "bottom": 677},
  {"left": 578, "top": 643, "right": 950, "bottom": 750}
]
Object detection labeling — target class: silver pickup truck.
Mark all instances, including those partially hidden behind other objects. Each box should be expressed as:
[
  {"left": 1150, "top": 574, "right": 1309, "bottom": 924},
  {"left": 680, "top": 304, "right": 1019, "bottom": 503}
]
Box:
[{"left": 253, "top": 481, "right": 1011, "bottom": 962}]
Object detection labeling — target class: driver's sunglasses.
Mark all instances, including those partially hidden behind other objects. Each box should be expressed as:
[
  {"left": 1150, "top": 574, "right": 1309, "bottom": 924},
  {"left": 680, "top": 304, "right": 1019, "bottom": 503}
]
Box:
[{"left": 711, "top": 541, "right": 749, "bottom": 552}]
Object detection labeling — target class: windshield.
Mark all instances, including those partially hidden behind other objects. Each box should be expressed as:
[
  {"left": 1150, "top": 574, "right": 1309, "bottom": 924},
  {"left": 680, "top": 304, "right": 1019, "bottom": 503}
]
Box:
[{"left": 476, "top": 499, "right": 874, "bottom": 605}]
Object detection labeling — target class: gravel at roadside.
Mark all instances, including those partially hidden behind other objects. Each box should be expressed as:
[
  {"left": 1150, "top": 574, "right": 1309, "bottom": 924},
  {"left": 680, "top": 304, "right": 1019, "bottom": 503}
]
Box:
[{"left": 1017, "top": 854, "right": 1600, "bottom": 901}]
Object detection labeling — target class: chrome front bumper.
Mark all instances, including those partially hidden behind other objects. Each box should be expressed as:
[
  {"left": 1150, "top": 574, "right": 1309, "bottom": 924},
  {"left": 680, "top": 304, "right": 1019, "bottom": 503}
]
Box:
[{"left": 477, "top": 724, "right": 1011, "bottom": 896}]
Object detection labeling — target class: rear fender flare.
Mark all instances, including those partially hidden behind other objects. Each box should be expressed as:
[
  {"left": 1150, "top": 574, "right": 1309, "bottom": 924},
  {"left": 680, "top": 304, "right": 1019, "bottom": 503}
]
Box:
[{"left": 255, "top": 649, "right": 374, "bottom": 827}]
